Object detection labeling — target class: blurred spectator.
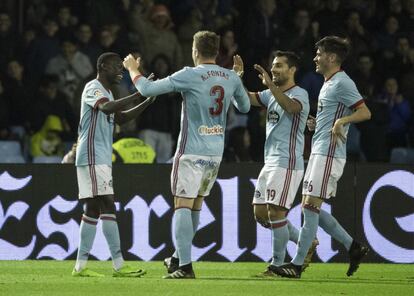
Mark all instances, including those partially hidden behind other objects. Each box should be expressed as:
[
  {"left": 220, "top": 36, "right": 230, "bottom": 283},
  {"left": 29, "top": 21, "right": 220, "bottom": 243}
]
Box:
[
  {"left": 375, "top": 15, "right": 400, "bottom": 60},
  {"left": 75, "top": 23, "right": 101, "bottom": 66},
  {"left": 30, "top": 115, "right": 65, "bottom": 158},
  {"left": 112, "top": 137, "right": 156, "bottom": 164},
  {"left": 0, "top": 11, "right": 22, "bottom": 71},
  {"left": 343, "top": 10, "right": 374, "bottom": 72},
  {"left": 128, "top": 3, "right": 183, "bottom": 71},
  {"left": 314, "top": 0, "right": 344, "bottom": 36},
  {"left": 3, "top": 59, "right": 31, "bottom": 136},
  {"left": 401, "top": 0, "right": 414, "bottom": 39},
  {"left": 97, "top": 26, "right": 129, "bottom": 57},
  {"left": 238, "top": 0, "right": 278, "bottom": 89},
  {"left": 352, "top": 53, "right": 378, "bottom": 99},
  {"left": 25, "top": 17, "right": 61, "bottom": 84},
  {"left": 0, "top": 77, "right": 11, "bottom": 140},
  {"left": 281, "top": 8, "right": 319, "bottom": 73},
  {"left": 177, "top": 8, "right": 203, "bottom": 66},
  {"left": 137, "top": 54, "right": 180, "bottom": 163},
  {"left": 56, "top": 5, "right": 79, "bottom": 40},
  {"left": 45, "top": 37, "right": 94, "bottom": 108},
  {"left": 216, "top": 28, "right": 238, "bottom": 69},
  {"left": 29, "top": 74, "right": 78, "bottom": 141},
  {"left": 375, "top": 77, "right": 411, "bottom": 152}
]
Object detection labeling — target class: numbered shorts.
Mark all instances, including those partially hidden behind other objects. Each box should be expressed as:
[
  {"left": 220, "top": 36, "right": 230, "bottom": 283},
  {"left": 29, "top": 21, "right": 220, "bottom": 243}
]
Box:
[
  {"left": 302, "top": 154, "right": 345, "bottom": 199},
  {"left": 171, "top": 154, "right": 221, "bottom": 198},
  {"left": 252, "top": 165, "right": 304, "bottom": 209},
  {"left": 77, "top": 165, "right": 114, "bottom": 199}
]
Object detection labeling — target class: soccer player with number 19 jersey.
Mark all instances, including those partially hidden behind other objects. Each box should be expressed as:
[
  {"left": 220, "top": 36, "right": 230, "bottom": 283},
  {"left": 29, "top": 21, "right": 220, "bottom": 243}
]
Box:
[
  {"left": 274, "top": 36, "right": 372, "bottom": 279},
  {"left": 123, "top": 31, "right": 250, "bottom": 279}
]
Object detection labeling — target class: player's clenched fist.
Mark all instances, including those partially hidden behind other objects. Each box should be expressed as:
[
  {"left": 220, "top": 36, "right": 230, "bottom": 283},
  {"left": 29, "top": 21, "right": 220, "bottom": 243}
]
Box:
[{"left": 123, "top": 54, "right": 140, "bottom": 71}]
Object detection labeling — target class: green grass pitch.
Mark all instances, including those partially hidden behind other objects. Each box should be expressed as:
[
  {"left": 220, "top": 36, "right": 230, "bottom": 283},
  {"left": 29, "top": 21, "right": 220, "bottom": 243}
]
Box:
[{"left": 0, "top": 261, "right": 412, "bottom": 296}]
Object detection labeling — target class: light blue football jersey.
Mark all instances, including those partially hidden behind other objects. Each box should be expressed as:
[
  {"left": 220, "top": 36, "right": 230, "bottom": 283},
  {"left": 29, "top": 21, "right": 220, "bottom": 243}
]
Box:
[
  {"left": 76, "top": 79, "right": 115, "bottom": 166},
  {"left": 133, "top": 64, "right": 250, "bottom": 156},
  {"left": 257, "top": 85, "right": 309, "bottom": 169},
  {"left": 312, "top": 71, "right": 364, "bottom": 158}
]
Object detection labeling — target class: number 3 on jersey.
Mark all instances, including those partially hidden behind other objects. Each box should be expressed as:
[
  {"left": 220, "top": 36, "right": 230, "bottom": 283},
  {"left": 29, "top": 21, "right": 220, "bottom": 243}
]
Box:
[{"left": 209, "top": 85, "right": 224, "bottom": 116}]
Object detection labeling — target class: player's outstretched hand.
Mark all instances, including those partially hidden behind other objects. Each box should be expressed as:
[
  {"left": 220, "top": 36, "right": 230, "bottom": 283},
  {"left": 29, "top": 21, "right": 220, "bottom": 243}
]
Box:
[
  {"left": 233, "top": 55, "right": 244, "bottom": 78},
  {"left": 254, "top": 64, "right": 272, "bottom": 87},
  {"left": 123, "top": 54, "right": 141, "bottom": 71},
  {"left": 331, "top": 118, "right": 346, "bottom": 144},
  {"left": 147, "top": 73, "right": 155, "bottom": 81},
  {"left": 307, "top": 115, "right": 316, "bottom": 131}
]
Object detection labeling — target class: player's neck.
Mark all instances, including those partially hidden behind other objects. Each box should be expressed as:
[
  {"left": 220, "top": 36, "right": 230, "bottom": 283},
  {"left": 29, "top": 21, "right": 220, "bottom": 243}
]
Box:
[
  {"left": 323, "top": 66, "right": 342, "bottom": 81},
  {"left": 97, "top": 75, "right": 111, "bottom": 92},
  {"left": 279, "top": 80, "right": 296, "bottom": 92},
  {"left": 196, "top": 58, "right": 216, "bottom": 66}
]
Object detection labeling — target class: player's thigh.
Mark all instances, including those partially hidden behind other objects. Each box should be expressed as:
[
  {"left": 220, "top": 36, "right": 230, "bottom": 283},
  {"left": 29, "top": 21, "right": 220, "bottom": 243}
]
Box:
[
  {"left": 259, "top": 166, "right": 303, "bottom": 210},
  {"left": 198, "top": 156, "right": 221, "bottom": 197},
  {"left": 98, "top": 195, "right": 116, "bottom": 214},
  {"left": 302, "top": 154, "right": 345, "bottom": 199},
  {"left": 77, "top": 165, "right": 114, "bottom": 199},
  {"left": 170, "top": 154, "right": 204, "bottom": 198}
]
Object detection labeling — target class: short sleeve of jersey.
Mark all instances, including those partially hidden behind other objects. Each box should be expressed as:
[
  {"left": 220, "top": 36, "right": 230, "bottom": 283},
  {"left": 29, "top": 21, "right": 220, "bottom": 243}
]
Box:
[
  {"left": 168, "top": 67, "right": 193, "bottom": 92},
  {"left": 84, "top": 83, "right": 109, "bottom": 109},
  {"left": 256, "top": 89, "right": 272, "bottom": 108},
  {"left": 289, "top": 87, "right": 309, "bottom": 110},
  {"left": 338, "top": 78, "right": 364, "bottom": 109}
]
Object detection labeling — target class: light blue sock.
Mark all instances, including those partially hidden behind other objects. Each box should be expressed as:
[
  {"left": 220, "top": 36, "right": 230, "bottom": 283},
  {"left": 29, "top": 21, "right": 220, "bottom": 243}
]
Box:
[
  {"left": 173, "top": 210, "right": 200, "bottom": 259},
  {"left": 270, "top": 219, "right": 289, "bottom": 266},
  {"left": 75, "top": 215, "right": 98, "bottom": 271},
  {"left": 101, "top": 214, "right": 124, "bottom": 270},
  {"left": 292, "top": 207, "right": 320, "bottom": 266},
  {"left": 319, "top": 209, "right": 352, "bottom": 250},
  {"left": 287, "top": 220, "right": 299, "bottom": 243},
  {"left": 174, "top": 208, "right": 193, "bottom": 266}
]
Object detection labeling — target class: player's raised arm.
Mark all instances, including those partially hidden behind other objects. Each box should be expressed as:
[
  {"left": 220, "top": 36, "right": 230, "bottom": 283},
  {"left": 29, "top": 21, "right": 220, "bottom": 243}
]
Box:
[
  {"left": 123, "top": 54, "right": 174, "bottom": 97},
  {"left": 98, "top": 92, "right": 142, "bottom": 115},
  {"left": 254, "top": 63, "right": 301, "bottom": 114},
  {"left": 115, "top": 96, "right": 156, "bottom": 125},
  {"left": 232, "top": 55, "right": 262, "bottom": 107}
]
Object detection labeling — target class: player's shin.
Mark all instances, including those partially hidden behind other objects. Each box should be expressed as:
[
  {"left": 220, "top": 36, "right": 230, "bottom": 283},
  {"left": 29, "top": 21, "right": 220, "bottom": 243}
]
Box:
[
  {"left": 270, "top": 218, "right": 289, "bottom": 266},
  {"left": 75, "top": 215, "right": 98, "bottom": 271},
  {"left": 292, "top": 205, "right": 320, "bottom": 266},
  {"left": 101, "top": 214, "right": 124, "bottom": 270},
  {"left": 174, "top": 208, "right": 193, "bottom": 269},
  {"left": 318, "top": 209, "right": 352, "bottom": 250},
  {"left": 287, "top": 220, "right": 299, "bottom": 243}
]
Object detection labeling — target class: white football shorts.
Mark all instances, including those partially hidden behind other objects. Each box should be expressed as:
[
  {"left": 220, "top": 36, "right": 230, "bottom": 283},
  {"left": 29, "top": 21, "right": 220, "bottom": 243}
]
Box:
[
  {"left": 171, "top": 154, "right": 221, "bottom": 198},
  {"left": 302, "top": 154, "right": 345, "bottom": 199},
  {"left": 252, "top": 165, "right": 304, "bottom": 209},
  {"left": 77, "top": 164, "right": 114, "bottom": 199}
]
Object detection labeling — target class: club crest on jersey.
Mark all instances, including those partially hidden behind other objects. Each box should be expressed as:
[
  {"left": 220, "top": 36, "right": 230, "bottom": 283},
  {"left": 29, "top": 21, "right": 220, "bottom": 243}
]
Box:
[
  {"left": 268, "top": 110, "right": 280, "bottom": 124},
  {"left": 94, "top": 89, "right": 103, "bottom": 97}
]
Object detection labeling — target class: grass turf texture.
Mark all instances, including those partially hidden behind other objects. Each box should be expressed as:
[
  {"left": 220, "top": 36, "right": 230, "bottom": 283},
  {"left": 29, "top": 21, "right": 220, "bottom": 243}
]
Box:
[{"left": 0, "top": 261, "right": 412, "bottom": 296}]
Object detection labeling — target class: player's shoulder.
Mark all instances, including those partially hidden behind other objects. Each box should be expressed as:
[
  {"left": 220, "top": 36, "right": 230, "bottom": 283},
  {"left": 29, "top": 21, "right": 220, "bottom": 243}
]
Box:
[
  {"left": 84, "top": 79, "right": 103, "bottom": 91},
  {"left": 336, "top": 71, "right": 357, "bottom": 89},
  {"left": 291, "top": 85, "right": 309, "bottom": 98}
]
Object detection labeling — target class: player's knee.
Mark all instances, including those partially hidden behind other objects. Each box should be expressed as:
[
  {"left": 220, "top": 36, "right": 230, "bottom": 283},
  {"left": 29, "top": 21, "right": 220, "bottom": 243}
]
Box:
[
  {"left": 302, "top": 196, "right": 323, "bottom": 213},
  {"left": 267, "top": 204, "right": 287, "bottom": 221},
  {"left": 254, "top": 204, "right": 270, "bottom": 228},
  {"left": 192, "top": 196, "right": 204, "bottom": 211},
  {"left": 99, "top": 195, "right": 116, "bottom": 214},
  {"left": 84, "top": 199, "right": 100, "bottom": 218},
  {"left": 174, "top": 196, "right": 194, "bottom": 210}
]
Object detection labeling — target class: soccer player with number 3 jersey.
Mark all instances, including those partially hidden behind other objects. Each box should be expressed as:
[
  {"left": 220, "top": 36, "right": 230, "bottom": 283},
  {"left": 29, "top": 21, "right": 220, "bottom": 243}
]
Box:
[
  {"left": 123, "top": 31, "right": 250, "bottom": 279},
  {"left": 274, "top": 36, "right": 372, "bottom": 279}
]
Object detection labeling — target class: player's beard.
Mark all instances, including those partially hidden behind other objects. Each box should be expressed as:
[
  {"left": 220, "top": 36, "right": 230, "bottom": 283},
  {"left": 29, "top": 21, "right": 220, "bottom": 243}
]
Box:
[{"left": 273, "top": 75, "right": 287, "bottom": 86}]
